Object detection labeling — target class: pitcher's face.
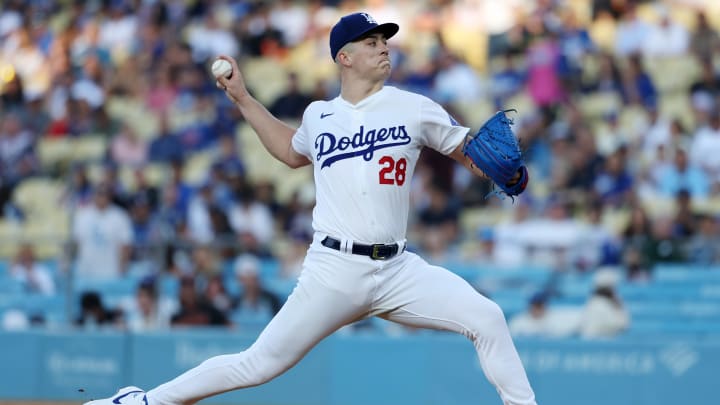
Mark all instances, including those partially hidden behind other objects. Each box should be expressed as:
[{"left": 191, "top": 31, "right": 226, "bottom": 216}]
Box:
[{"left": 350, "top": 33, "right": 392, "bottom": 81}]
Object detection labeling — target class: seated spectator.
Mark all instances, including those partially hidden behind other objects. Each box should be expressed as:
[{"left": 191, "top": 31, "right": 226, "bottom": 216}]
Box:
[
  {"left": 190, "top": 245, "right": 221, "bottom": 277},
  {"left": 509, "top": 292, "right": 579, "bottom": 338},
  {"left": 278, "top": 229, "right": 311, "bottom": 280},
  {"left": 690, "top": 11, "right": 720, "bottom": 60},
  {"left": 648, "top": 215, "right": 688, "bottom": 264},
  {"left": 581, "top": 52, "right": 622, "bottom": 96},
  {"left": 433, "top": 48, "right": 485, "bottom": 104},
  {"left": 525, "top": 29, "right": 565, "bottom": 107},
  {"left": 463, "top": 226, "right": 496, "bottom": 264},
  {"left": 122, "top": 278, "right": 175, "bottom": 332},
  {"left": 0, "top": 112, "right": 37, "bottom": 216},
  {"left": 60, "top": 164, "right": 94, "bottom": 210},
  {"left": 489, "top": 52, "right": 526, "bottom": 109},
  {"left": 1, "top": 309, "right": 31, "bottom": 331},
  {"left": 557, "top": 9, "right": 596, "bottom": 86},
  {"left": 593, "top": 148, "right": 633, "bottom": 207},
  {"left": 689, "top": 110, "right": 720, "bottom": 181},
  {"left": 269, "top": 72, "right": 313, "bottom": 119},
  {"left": 110, "top": 123, "right": 148, "bottom": 167},
  {"left": 640, "top": 6, "right": 689, "bottom": 57},
  {"left": 171, "top": 275, "right": 229, "bottom": 328},
  {"left": 493, "top": 200, "right": 533, "bottom": 267},
  {"left": 619, "top": 53, "right": 657, "bottom": 108},
  {"left": 671, "top": 189, "right": 697, "bottom": 240},
  {"left": 512, "top": 196, "right": 586, "bottom": 270},
  {"left": 567, "top": 125, "right": 605, "bottom": 192},
  {"left": 613, "top": 4, "right": 649, "bottom": 57},
  {"left": 416, "top": 179, "right": 462, "bottom": 262},
  {"left": 72, "top": 184, "right": 133, "bottom": 278},
  {"left": 576, "top": 202, "right": 621, "bottom": 270},
  {"left": 228, "top": 184, "right": 275, "bottom": 256},
  {"left": 686, "top": 214, "right": 720, "bottom": 265},
  {"left": 75, "top": 291, "right": 124, "bottom": 330},
  {"left": 129, "top": 195, "right": 163, "bottom": 264},
  {"left": 579, "top": 268, "right": 630, "bottom": 338},
  {"left": 9, "top": 243, "right": 55, "bottom": 295},
  {"left": 205, "top": 275, "right": 233, "bottom": 314},
  {"left": 640, "top": 105, "right": 671, "bottom": 161},
  {"left": 148, "top": 113, "right": 184, "bottom": 163},
  {"left": 688, "top": 58, "right": 720, "bottom": 110},
  {"left": 623, "top": 248, "right": 652, "bottom": 283},
  {"left": 213, "top": 135, "right": 246, "bottom": 181},
  {"left": 131, "top": 168, "right": 160, "bottom": 211},
  {"left": 621, "top": 205, "right": 655, "bottom": 273},
  {"left": 187, "top": 183, "right": 216, "bottom": 244},
  {"left": 231, "top": 254, "right": 282, "bottom": 320},
  {"left": 655, "top": 148, "right": 709, "bottom": 199}
]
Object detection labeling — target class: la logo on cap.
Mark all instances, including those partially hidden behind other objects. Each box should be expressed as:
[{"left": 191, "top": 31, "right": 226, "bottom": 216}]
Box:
[{"left": 361, "top": 13, "right": 377, "bottom": 24}]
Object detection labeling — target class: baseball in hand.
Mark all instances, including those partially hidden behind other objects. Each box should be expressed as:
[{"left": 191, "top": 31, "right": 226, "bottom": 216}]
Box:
[{"left": 211, "top": 59, "right": 233, "bottom": 79}]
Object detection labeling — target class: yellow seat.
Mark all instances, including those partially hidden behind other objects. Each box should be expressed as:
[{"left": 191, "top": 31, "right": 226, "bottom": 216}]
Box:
[
  {"left": 37, "top": 137, "right": 73, "bottom": 169},
  {"left": 143, "top": 163, "right": 168, "bottom": 188},
  {"left": 20, "top": 219, "right": 69, "bottom": 260},
  {"left": 105, "top": 97, "right": 160, "bottom": 140},
  {"left": 450, "top": 99, "right": 493, "bottom": 130},
  {"left": 0, "top": 220, "right": 21, "bottom": 259},
  {"left": 242, "top": 57, "right": 290, "bottom": 106},
  {"left": 459, "top": 207, "right": 509, "bottom": 237},
  {"left": 71, "top": 136, "right": 108, "bottom": 163},
  {"left": 578, "top": 92, "right": 621, "bottom": 119},
  {"left": 12, "top": 178, "right": 66, "bottom": 218},
  {"left": 183, "top": 151, "right": 215, "bottom": 185},
  {"left": 693, "top": 197, "right": 720, "bottom": 216},
  {"left": 660, "top": 93, "right": 694, "bottom": 129},
  {"left": 646, "top": 56, "right": 701, "bottom": 95},
  {"left": 641, "top": 196, "right": 674, "bottom": 219}
]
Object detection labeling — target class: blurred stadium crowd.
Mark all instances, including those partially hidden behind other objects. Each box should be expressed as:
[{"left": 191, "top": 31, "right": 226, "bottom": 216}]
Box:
[{"left": 1, "top": 0, "right": 720, "bottom": 337}]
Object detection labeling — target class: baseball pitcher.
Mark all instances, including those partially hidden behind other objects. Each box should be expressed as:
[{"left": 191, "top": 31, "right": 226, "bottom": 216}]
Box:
[{"left": 87, "top": 12, "right": 535, "bottom": 405}]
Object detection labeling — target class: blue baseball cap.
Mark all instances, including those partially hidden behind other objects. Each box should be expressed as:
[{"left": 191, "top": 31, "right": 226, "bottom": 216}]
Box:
[{"left": 329, "top": 12, "right": 399, "bottom": 61}]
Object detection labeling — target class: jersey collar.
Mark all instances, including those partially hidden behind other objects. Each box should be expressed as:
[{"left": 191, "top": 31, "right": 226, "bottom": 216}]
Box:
[{"left": 336, "top": 86, "right": 390, "bottom": 109}]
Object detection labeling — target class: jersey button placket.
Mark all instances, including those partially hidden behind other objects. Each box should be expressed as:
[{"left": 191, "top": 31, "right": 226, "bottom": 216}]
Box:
[{"left": 353, "top": 110, "right": 369, "bottom": 198}]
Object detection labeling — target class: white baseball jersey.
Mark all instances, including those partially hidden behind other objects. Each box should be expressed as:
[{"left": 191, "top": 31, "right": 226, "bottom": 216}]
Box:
[{"left": 291, "top": 86, "right": 469, "bottom": 244}]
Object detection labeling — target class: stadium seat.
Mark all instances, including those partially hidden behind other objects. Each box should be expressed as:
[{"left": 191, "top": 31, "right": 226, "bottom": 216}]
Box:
[
  {"left": 578, "top": 92, "right": 621, "bottom": 119},
  {"left": 74, "top": 275, "right": 141, "bottom": 297},
  {"left": 653, "top": 264, "right": 720, "bottom": 282},
  {"left": 20, "top": 221, "right": 67, "bottom": 259},
  {"left": 242, "top": 57, "right": 291, "bottom": 106},
  {"left": 37, "top": 137, "right": 74, "bottom": 169},
  {"left": 236, "top": 123, "right": 312, "bottom": 203},
  {"left": 0, "top": 221, "right": 21, "bottom": 259},
  {"left": 183, "top": 150, "right": 215, "bottom": 185},
  {"left": 105, "top": 97, "right": 160, "bottom": 140},
  {"left": 450, "top": 99, "right": 493, "bottom": 130},
  {"left": 11, "top": 178, "right": 66, "bottom": 219},
  {"left": 230, "top": 311, "right": 272, "bottom": 334},
  {"left": 72, "top": 136, "right": 109, "bottom": 163},
  {"left": 645, "top": 56, "right": 701, "bottom": 95}
]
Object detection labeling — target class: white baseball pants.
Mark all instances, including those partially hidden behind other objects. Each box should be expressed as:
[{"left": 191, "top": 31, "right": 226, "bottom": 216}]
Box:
[{"left": 148, "top": 234, "right": 537, "bottom": 405}]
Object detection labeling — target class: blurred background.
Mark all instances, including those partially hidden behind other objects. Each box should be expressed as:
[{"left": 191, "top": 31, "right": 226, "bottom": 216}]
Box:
[{"left": 1, "top": 0, "right": 719, "bottom": 404}]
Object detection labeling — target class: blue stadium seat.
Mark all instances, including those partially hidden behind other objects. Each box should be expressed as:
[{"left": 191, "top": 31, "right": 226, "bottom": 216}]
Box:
[
  {"left": 74, "top": 276, "right": 141, "bottom": 296},
  {"left": 653, "top": 264, "right": 720, "bottom": 282}
]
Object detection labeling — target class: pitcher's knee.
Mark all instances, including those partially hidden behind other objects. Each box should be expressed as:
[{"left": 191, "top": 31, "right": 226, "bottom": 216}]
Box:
[{"left": 470, "top": 299, "right": 509, "bottom": 334}]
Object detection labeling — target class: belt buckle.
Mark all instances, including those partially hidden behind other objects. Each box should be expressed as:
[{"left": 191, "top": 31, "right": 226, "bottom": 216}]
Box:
[{"left": 371, "top": 244, "right": 388, "bottom": 260}]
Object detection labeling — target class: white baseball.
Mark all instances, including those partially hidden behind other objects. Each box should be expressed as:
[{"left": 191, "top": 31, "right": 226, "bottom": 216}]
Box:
[{"left": 211, "top": 59, "right": 233, "bottom": 79}]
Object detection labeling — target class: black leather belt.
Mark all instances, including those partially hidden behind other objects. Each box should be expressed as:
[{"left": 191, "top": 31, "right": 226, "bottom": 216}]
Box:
[{"left": 321, "top": 236, "right": 404, "bottom": 260}]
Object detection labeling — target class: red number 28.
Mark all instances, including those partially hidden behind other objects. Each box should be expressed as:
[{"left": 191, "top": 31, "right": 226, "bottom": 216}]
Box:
[{"left": 378, "top": 156, "right": 407, "bottom": 186}]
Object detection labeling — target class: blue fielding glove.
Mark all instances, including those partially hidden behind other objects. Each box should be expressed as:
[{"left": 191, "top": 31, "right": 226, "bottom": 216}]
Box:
[{"left": 463, "top": 109, "right": 529, "bottom": 198}]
